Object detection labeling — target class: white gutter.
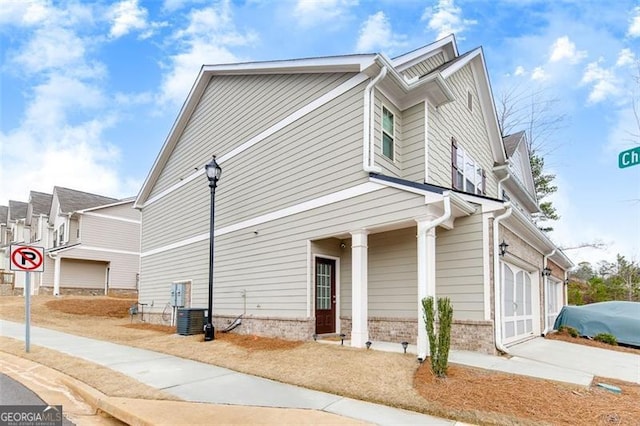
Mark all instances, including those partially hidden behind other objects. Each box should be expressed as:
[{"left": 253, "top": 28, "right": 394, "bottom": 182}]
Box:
[
  {"left": 363, "top": 66, "right": 387, "bottom": 172},
  {"left": 494, "top": 163, "right": 510, "bottom": 199},
  {"left": 493, "top": 202, "right": 512, "bottom": 354},
  {"left": 416, "top": 192, "right": 452, "bottom": 361},
  {"left": 542, "top": 249, "right": 556, "bottom": 335}
]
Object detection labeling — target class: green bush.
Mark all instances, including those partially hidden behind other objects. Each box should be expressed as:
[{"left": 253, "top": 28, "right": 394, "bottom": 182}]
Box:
[
  {"left": 558, "top": 325, "right": 579, "bottom": 337},
  {"left": 422, "top": 296, "right": 453, "bottom": 378},
  {"left": 593, "top": 333, "right": 618, "bottom": 346}
]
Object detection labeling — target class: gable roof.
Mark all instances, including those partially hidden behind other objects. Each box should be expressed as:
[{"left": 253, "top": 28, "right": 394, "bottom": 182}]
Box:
[
  {"left": 0, "top": 205, "right": 7, "bottom": 224},
  {"left": 29, "top": 191, "right": 53, "bottom": 216},
  {"left": 503, "top": 130, "right": 526, "bottom": 156},
  {"left": 54, "top": 187, "right": 118, "bottom": 214},
  {"left": 8, "top": 200, "right": 28, "bottom": 221}
]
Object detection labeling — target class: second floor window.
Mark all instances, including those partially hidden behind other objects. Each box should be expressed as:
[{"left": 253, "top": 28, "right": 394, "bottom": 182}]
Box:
[
  {"left": 451, "top": 137, "right": 486, "bottom": 195},
  {"left": 382, "top": 106, "right": 395, "bottom": 161},
  {"left": 59, "top": 224, "right": 65, "bottom": 246}
]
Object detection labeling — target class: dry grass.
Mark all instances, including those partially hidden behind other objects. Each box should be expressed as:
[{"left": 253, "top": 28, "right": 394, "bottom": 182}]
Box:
[{"left": 2, "top": 295, "right": 639, "bottom": 426}]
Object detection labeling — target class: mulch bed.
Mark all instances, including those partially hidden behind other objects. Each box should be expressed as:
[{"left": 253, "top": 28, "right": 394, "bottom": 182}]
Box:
[{"left": 546, "top": 331, "right": 640, "bottom": 355}]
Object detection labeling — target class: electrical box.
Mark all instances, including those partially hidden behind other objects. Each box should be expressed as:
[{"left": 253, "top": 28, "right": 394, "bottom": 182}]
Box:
[{"left": 170, "top": 282, "right": 187, "bottom": 307}]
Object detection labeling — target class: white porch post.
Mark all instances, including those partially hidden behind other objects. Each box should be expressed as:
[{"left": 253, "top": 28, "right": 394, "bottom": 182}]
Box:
[
  {"left": 350, "top": 229, "right": 369, "bottom": 348},
  {"left": 53, "top": 256, "right": 61, "bottom": 296},
  {"left": 416, "top": 218, "right": 438, "bottom": 360}
]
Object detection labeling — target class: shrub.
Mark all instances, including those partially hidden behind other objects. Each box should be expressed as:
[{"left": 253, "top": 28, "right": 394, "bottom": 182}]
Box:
[
  {"left": 422, "top": 296, "right": 454, "bottom": 378},
  {"left": 593, "top": 333, "right": 618, "bottom": 346},
  {"left": 558, "top": 325, "right": 579, "bottom": 337}
]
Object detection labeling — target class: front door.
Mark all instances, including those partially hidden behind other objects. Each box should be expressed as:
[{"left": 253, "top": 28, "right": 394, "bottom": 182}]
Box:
[{"left": 315, "top": 257, "right": 336, "bottom": 334}]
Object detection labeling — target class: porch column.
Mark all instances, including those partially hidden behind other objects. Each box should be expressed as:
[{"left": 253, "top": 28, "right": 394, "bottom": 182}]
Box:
[
  {"left": 53, "top": 256, "right": 61, "bottom": 296},
  {"left": 416, "top": 218, "right": 438, "bottom": 360},
  {"left": 350, "top": 229, "right": 369, "bottom": 348}
]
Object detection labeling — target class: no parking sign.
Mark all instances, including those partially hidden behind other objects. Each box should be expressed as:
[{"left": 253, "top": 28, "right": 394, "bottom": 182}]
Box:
[{"left": 10, "top": 245, "right": 45, "bottom": 272}]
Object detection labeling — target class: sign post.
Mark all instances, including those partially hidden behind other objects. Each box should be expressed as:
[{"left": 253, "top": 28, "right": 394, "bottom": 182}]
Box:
[
  {"left": 618, "top": 146, "right": 640, "bottom": 169},
  {"left": 10, "top": 245, "right": 45, "bottom": 353}
]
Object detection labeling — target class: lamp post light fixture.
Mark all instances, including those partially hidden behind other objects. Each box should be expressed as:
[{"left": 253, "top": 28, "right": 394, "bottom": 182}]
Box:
[
  {"left": 498, "top": 240, "right": 509, "bottom": 257},
  {"left": 542, "top": 267, "right": 552, "bottom": 277},
  {"left": 401, "top": 341, "right": 409, "bottom": 354},
  {"left": 365, "top": 341, "right": 372, "bottom": 349},
  {"left": 204, "top": 155, "right": 222, "bottom": 342}
]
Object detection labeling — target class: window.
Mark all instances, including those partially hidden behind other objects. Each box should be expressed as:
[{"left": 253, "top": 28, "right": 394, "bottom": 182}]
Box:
[
  {"left": 59, "top": 224, "right": 65, "bottom": 245},
  {"left": 381, "top": 106, "right": 395, "bottom": 161},
  {"left": 451, "top": 138, "right": 486, "bottom": 195},
  {"left": 53, "top": 231, "right": 58, "bottom": 248}
]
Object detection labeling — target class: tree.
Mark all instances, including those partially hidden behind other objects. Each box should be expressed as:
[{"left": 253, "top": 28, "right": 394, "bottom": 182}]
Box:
[{"left": 496, "top": 85, "right": 565, "bottom": 231}]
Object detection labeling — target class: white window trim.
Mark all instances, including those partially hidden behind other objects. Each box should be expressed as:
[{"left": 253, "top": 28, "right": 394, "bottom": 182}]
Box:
[
  {"left": 381, "top": 104, "right": 396, "bottom": 162},
  {"left": 455, "top": 144, "right": 484, "bottom": 195}
]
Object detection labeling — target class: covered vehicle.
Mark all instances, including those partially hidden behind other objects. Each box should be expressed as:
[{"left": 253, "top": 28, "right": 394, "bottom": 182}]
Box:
[{"left": 553, "top": 301, "right": 640, "bottom": 347}]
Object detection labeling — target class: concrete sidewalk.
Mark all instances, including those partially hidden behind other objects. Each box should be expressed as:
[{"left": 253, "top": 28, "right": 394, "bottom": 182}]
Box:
[{"left": 0, "top": 320, "right": 458, "bottom": 426}]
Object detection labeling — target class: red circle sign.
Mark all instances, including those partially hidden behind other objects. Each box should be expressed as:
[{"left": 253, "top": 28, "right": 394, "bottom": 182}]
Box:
[{"left": 11, "top": 247, "right": 44, "bottom": 271}]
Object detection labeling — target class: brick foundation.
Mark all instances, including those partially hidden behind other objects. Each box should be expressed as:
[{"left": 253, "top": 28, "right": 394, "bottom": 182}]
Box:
[
  {"left": 39, "top": 287, "right": 106, "bottom": 296},
  {"left": 341, "top": 316, "right": 496, "bottom": 354},
  {"left": 107, "top": 289, "right": 138, "bottom": 298}
]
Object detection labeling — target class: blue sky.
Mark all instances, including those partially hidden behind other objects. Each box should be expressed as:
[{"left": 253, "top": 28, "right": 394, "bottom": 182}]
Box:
[{"left": 1, "top": 0, "right": 639, "bottom": 267}]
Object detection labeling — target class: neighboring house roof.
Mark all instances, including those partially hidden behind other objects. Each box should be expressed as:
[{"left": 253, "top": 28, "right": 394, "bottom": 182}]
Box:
[
  {"left": 29, "top": 191, "right": 53, "bottom": 216},
  {"left": 8, "top": 200, "right": 28, "bottom": 221},
  {"left": 503, "top": 130, "right": 525, "bottom": 157},
  {"left": 0, "top": 205, "right": 7, "bottom": 224},
  {"left": 54, "top": 187, "right": 119, "bottom": 213}
]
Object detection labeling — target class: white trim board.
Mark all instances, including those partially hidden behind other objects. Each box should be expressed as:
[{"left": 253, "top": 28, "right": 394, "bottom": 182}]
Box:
[
  {"left": 82, "top": 212, "right": 141, "bottom": 224},
  {"left": 141, "top": 182, "right": 386, "bottom": 258}
]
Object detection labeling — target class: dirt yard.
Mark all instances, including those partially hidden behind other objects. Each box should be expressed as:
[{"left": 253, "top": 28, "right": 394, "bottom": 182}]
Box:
[{"left": 1, "top": 296, "right": 639, "bottom": 426}]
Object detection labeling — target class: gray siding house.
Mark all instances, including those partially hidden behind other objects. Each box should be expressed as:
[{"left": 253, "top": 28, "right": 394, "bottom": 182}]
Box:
[{"left": 135, "top": 35, "right": 572, "bottom": 356}]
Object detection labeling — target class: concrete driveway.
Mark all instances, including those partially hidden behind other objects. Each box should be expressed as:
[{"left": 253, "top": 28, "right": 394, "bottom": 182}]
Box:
[{"left": 508, "top": 338, "right": 640, "bottom": 384}]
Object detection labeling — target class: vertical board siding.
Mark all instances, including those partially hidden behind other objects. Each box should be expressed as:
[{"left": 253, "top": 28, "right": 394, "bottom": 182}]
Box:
[
  {"left": 428, "top": 64, "right": 498, "bottom": 197},
  {"left": 141, "top": 80, "right": 368, "bottom": 253},
  {"left": 436, "top": 213, "right": 485, "bottom": 320},
  {"left": 401, "top": 102, "right": 425, "bottom": 181},
  {"left": 150, "top": 73, "right": 353, "bottom": 198},
  {"left": 141, "top": 187, "right": 429, "bottom": 318},
  {"left": 401, "top": 53, "right": 446, "bottom": 79}
]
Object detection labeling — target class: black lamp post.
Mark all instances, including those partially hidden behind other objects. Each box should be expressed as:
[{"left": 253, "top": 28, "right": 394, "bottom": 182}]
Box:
[{"left": 204, "top": 155, "right": 221, "bottom": 341}]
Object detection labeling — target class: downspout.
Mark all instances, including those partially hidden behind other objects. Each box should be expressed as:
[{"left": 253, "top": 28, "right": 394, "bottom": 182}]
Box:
[
  {"left": 542, "top": 249, "right": 556, "bottom": 335},
  {"left": 363, "top": 66, "right": 388, "bottom": 172},
  {"left": 494, "top": 162, "right": 510, "bottom": 199},
  {"left": 493, "top": 202, "right": 512, "bottom": 354},
  {"left": 416, "top": 192, "right": 452, "bottom": 361}
]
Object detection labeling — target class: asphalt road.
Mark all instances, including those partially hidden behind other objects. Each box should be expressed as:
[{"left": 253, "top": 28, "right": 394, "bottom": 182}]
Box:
[{"left": 0, "top": 373, "right": 75, "bottom": 425}]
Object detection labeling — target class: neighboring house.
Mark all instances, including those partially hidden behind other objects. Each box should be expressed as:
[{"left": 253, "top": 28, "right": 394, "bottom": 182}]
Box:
[
  {"left": 134, "top": 35, "right": 572, "bottom": 356},
  {"left": 37, "top": 187, "right": 141, "bottom": 296},
  {"left": 2, "top": 200, "right": 29, "bottom": 289},
  {"left": 25, "top": 191, "right": 54, "bottom": 294},
  {"left": 0, "top": 205, "right": 12, "bottom": 290}
]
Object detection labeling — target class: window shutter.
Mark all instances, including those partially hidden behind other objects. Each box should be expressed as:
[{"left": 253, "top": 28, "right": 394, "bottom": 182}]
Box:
[
  {"left": 481, "top": 169, "right": 487, "bottom": 195},
  {"left": 451, "top": 137, "right": 458, "bottom": 189}
]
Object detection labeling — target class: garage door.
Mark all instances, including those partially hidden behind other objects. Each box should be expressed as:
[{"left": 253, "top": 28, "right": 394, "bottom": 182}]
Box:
[
  {"left": 502, "top": 262, "right": 535, "bottom": 344},
  {"left": 60, "top": 258, "right": 107, "bottom": 289}
]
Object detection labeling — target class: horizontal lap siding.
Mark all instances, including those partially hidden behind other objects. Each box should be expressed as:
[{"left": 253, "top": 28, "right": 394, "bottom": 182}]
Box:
[
  {"left": 401, "top": 103, "right": 425, "bottom": 182},
  {"left": 141, "top": 187, "right": 427, "bottom": 319},
  {"left": 374, "top": 93, "right": 402, "bottom": 176},
  {"left": 436, "top": 213, "right": 485, "bottom": 320},
  {"left": 80, "top": 215, "right": 140, "bottom": 252},
  {"left": 142, "top": 80, "right": 367, "bottom": 253},
  {"left": 428, "top": 64, "right": 498, "bottom": 197},
  {"left": 368, "top": 227, "right": 417, "bottom": 318},
  {"left": 150, "top": 73, "right": 353, "bottom": 198},
  {"left": 97, "top": 203, "right": 140, "bottom": 221},
  {"left": 402, "top": 53, "right": 446, "bottom": 79}
]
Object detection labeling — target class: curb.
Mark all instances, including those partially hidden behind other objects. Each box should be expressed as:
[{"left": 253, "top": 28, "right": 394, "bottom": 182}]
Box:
[{"left": 61, "top": 377, "right": 152, "bottom": 426}]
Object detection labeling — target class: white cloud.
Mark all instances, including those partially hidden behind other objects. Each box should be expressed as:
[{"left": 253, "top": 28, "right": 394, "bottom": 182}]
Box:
[
  {"left": 422, "top": 0, "right": 477, "bottom": 41},
  {"left": 0, "top": 0, "right": 51, "bottom": 26},
  {"left": 159, "top": 1, "right": 257, "bottom": 106},
  {"left": 615, "top": 48, "right": 636, "bottom": 67},
  {"left": 514, "top": 65, "right": 525, "bottom": 76},
  {"left": 10, "top": 26, "right": 87, "bottom": 75},
  {"left": 549, "top": 36, "right": 587, "bottom": 64},
  {"left": 355, "top": 11, "right": 407, "bottom": 53},
  {"left": 581, "top": 59, "right": 622, "bottom": 103},
  {"left": 108, "top": 0, "right": 149, "bottom": 39},
  {"left": 531, "top": 66, "right": 547, "bottom": 81},
  {"left": 293, "top": 0, "right": 357, "bottom": 27},
  {"left": 628, "top": 6, "right": 640, "bottom": 38}
]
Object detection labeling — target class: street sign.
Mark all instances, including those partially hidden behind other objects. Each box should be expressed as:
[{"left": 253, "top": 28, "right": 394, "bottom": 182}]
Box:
[
  {"left": 10, "top": 245, "right": 45, "bottom": 272},
  {"left": 618, "top": 146, "right": 640, "bottom": 169}
]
